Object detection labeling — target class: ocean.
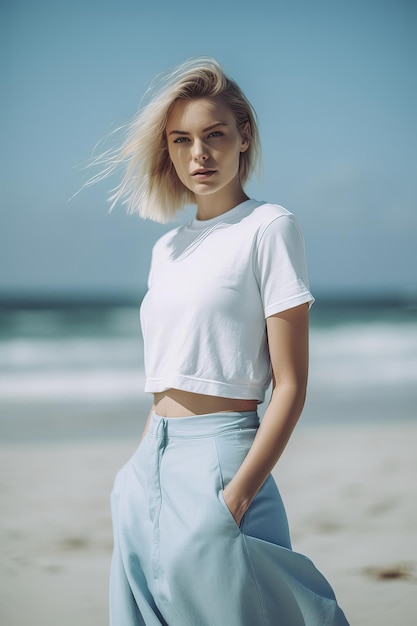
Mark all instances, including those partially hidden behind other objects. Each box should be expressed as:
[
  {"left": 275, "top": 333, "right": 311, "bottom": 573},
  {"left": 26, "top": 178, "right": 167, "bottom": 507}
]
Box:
[{"left": 0, "top": 300, "right": 416, "bottom": 441}]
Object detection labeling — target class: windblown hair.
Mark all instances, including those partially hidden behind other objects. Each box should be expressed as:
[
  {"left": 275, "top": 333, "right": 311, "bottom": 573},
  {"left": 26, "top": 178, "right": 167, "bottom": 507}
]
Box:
[{"left": 88, "top": 57, "right": 261, "bottom": 223}]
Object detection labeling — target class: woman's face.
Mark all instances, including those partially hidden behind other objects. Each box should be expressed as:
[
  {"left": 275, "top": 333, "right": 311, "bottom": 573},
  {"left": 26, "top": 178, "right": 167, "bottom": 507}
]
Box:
[{"left": 166, "top": 96, "right": 249, "bottom": 200}]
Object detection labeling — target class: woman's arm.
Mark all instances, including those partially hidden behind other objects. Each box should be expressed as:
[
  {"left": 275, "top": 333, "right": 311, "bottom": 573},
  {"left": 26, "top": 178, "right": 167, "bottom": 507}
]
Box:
[{"left": 222, "top": 302, "right": 309, "bottom": 524}]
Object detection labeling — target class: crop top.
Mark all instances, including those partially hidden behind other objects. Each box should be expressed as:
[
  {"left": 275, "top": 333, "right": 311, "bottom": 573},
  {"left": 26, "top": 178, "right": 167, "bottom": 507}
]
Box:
[{"left": 139, "top": 199, "right": 314, "bottom": 403}]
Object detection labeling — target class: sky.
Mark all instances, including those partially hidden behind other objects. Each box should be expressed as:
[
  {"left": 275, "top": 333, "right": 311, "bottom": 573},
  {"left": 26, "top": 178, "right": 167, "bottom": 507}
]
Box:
[{"left": 1, "top": 0, "right": 416, "bottom": 301}]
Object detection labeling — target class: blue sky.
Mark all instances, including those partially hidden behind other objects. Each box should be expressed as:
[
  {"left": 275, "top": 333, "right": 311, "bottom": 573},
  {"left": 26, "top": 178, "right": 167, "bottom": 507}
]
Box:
[{"left": 1, "top": 0, "right": 416, "bottom": 299}]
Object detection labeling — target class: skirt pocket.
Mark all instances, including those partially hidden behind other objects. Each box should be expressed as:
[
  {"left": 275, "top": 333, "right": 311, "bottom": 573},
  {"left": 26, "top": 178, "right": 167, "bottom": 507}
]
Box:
[
  {"left": 214, "top": 429, "right": 258, "bottom": 533},
  {"left": 218, "top": 488, "right": 244, "bottom": 531},
  {"left": 214, "top": 429, "right": 257, "bottom": 485}
]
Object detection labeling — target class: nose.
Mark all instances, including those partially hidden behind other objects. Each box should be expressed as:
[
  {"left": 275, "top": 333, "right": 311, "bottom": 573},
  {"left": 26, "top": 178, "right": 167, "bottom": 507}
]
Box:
[{"left": 192, "top": 139, "right": 208, "bottom": 162}]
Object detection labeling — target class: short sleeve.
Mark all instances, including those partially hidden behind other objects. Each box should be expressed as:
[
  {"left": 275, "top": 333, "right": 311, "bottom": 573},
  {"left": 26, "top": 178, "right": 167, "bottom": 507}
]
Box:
[{"left": 254, "top": 214, "right": 315, "bottom": 318}]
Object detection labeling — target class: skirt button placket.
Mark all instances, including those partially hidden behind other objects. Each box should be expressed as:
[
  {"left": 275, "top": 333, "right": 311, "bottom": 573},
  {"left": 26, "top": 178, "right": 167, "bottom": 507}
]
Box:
[{"left": 151, "top": 418, "right": 167, "bottom": 581}]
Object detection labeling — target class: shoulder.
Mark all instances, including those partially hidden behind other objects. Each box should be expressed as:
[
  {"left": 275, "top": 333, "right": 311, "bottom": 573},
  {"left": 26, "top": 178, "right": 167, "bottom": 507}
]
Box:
[
  {"left": 249, "top": 201, "right": 297, "bottom": 227},
  {"left": 249, "top": 202, "right": 303, "bottom": 242},
  {"left": 252, "top": 202, "right": 292, "bottom": 221}
]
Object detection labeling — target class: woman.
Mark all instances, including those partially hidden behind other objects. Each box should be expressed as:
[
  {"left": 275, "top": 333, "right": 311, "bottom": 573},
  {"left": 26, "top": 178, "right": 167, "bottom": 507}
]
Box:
[{"left": 104, "top": 58, "right": 349, "bottom": 625}]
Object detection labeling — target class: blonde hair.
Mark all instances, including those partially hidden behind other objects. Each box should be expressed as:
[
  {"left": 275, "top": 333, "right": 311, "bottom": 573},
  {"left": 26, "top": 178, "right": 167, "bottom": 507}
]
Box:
[{"left": 90, "top": 57, "right": 261, "bottom": 223}]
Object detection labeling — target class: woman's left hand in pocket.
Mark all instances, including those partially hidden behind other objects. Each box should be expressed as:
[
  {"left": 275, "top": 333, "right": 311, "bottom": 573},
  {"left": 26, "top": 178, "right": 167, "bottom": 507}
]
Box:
[{"left": 222, "top": 484, "right": 249, "bottom": 527}]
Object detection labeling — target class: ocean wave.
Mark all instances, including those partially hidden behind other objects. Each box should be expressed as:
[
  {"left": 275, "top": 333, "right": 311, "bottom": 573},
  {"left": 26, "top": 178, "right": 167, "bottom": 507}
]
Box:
[
  {"left": 0, "top": 319, "right": 416, "bottom": 400},
  {"left": 0, "top": 368, "right": 146, "bottom": 401},
  {"left": 310, "top": 323, "right": 417, "bottom": 385}
]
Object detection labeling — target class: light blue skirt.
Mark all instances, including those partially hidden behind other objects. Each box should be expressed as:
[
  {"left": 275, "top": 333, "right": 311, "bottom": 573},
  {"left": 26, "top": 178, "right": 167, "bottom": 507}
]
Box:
[{"left": 110, "top": 411, "right": 349, "bottom": 625}]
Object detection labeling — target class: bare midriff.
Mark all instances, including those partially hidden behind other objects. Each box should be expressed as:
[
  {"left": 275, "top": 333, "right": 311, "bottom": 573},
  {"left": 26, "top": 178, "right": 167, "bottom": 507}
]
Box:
[{"left": 153, "top": 388, "right": 258, "bottom": 418}]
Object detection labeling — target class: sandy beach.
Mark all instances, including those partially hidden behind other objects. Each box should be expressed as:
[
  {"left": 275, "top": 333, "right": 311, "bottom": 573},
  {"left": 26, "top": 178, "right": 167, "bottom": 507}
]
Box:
[{"left": 1, "top": 418, "right": 416, "bottom": 626}]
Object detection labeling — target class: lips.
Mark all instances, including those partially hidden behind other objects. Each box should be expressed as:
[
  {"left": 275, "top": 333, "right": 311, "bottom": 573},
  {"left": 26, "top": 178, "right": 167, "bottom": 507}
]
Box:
[{"left": 191, "top": 168, "right": 216, "bottom": 177}]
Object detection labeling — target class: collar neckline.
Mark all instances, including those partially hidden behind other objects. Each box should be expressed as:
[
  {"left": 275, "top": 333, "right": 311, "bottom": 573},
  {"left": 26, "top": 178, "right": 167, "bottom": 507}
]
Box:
[{"left": 187, "top": 199, "right": 258, "bottom": 231}]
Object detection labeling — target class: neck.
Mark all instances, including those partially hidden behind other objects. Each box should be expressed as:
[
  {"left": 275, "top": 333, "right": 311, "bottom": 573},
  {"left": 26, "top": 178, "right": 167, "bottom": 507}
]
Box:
[{"left": 195, "top": 180, "right": 249, "bottom": 221}]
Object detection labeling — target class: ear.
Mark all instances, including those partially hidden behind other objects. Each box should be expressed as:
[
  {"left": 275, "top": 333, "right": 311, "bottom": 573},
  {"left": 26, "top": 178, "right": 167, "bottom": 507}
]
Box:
[{"left": 240, "top": 121, "right": 251, "bottom": 152}]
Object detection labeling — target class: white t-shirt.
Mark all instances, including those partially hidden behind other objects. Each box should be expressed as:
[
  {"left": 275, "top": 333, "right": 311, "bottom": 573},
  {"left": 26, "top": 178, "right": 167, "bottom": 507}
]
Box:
[{"left": 140, "top": 199, "right": 314, "bottom": 403}]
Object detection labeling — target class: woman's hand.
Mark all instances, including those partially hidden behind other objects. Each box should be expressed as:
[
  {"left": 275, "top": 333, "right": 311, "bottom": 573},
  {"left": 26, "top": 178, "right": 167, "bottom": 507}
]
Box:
[{"left": 222, "top": 483, "right": 250, "bottom": 526}]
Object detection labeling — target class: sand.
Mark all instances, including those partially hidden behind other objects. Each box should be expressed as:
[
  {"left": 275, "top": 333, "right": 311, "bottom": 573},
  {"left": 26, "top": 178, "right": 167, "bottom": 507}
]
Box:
[{"left": 1, "top": 421, "right": 416, "bottom": 626}]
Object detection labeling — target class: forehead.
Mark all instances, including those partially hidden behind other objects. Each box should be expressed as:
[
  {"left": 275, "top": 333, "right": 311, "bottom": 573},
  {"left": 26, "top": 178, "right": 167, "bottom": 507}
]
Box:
[{"left": 166, "top": 96, "right": 236, "bottom": 131}]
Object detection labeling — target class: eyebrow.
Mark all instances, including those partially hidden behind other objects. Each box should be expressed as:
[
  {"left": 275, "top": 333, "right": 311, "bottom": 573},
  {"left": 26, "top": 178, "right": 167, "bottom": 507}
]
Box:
[{"left": 168, "top": 122, "right": 228, "bottom": 136}]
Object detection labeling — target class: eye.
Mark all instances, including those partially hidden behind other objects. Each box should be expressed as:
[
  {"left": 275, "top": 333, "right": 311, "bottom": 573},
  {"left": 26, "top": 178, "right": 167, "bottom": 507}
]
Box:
[
  {"left": 173, "top": 137, "right": 190, "bottom": 144},
  {"left": 208, "top": 131, "right": 223, "bottom": 138}
]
